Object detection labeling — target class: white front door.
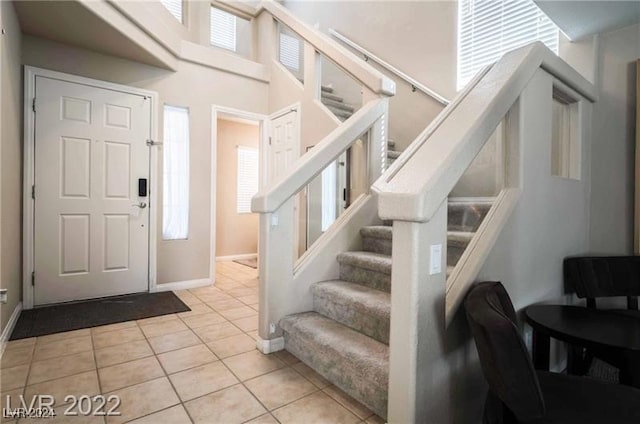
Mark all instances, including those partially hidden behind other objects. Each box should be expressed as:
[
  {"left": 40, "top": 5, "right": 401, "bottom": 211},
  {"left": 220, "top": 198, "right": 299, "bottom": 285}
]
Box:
[
  {"left": 268, "top": 107, "right": 300, "bottom": 184},
  {"left": 34, "top": 76, "right": 151, "bottom": 305}
]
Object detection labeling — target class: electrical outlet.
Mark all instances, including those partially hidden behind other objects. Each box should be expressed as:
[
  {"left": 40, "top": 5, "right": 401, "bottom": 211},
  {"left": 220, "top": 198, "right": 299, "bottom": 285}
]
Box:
[
  {"left": 271, "top": 214, "right": 279, "bottom": 227},
  {"left": 0, "top": 288, "right": 7, "bottom": 304},
  {"left": 269, "top": 323, "right": 276, "bottom": 334}
]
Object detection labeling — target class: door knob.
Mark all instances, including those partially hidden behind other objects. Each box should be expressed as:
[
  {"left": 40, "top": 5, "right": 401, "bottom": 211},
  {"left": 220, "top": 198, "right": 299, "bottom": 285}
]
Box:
[{"left": 132, "top": 202, "right": 147, "bottom": 209}]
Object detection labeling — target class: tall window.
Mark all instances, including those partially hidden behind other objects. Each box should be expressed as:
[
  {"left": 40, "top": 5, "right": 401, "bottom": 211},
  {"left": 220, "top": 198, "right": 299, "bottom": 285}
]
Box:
[
  {"left": 457, "top": 0, "right": 559, "bottom": 89},
  {"left": 279, "top": 33, "right": 301, "bottom": 71},
  {"left": 236, "top": 146, "right": 259, "bottom": 214},
  {"left": 160, "top": 0, "right": 183, "bottom": 23},
  {"left": 163, "top": 105, "right": 190, "bottom": 240},
  {"left": 210, "top": 7, "right": 237, "bottom": 51}
]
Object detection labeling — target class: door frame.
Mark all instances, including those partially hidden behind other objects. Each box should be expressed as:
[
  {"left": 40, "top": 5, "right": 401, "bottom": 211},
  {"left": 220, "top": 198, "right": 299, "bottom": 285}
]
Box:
[
  {"left": 23, "top": 66, "right": 159, "bottom": 309},
  {"left": 210, "top": 105, "right": 268, "bottom": 280}
]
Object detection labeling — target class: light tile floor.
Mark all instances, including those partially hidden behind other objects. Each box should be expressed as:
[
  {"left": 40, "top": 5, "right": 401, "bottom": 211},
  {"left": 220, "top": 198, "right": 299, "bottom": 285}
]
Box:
[{"left": 0, "top": 261, "right": 385, "bottom": 424}]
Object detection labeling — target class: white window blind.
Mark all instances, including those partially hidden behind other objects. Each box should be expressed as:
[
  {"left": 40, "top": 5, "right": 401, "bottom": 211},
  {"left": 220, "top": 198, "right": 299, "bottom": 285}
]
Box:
[
  {"left": 457, "top": 0, "right": 559, "bottom": 89},
  {"left": 279, "top": 33, "right": 300, "bottom": 71},
  {"left": 237, "top": 146, "right": 259, "bottom": 214},
  {"left": 160, "top": 0, "right": 182, "bottom": 23},
  {"left": 163, "top": 105, "right": 190, "bottom": 240},
  {"left": 210, "top": 7, "right": 237, "bottom": 51}
]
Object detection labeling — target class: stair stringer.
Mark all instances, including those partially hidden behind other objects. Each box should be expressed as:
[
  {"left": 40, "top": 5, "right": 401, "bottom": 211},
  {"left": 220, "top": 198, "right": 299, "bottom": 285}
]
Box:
[{"left": 275, "top": 194, "right": 381, "bottom": 334}]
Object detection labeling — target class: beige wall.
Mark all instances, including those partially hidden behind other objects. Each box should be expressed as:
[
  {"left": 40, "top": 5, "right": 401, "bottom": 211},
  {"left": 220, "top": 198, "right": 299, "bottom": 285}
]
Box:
[
  {"left": 22, "top": 35, "right": 268, "bottom": 285},
  {"left": 283, "top": 0, "right": 453, "bottom": 151},
  {"left": 215, "top": 119, "right": 260, "bottom": 257},
  {"left": 1, "top": 1, "right": 22, "bottom": 332}
]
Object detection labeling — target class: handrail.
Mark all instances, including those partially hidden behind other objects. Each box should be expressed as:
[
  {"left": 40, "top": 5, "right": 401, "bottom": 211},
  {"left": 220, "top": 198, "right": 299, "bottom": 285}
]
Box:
[
  {"left": 252, "top": 99, "right": 387, "bottom": 214},
  {"left": 375, "top": 42, "right": 597, "bottom": 223},
  {"left": 329, "top": 28, "right": 450, "bottom": 106},
  {"left": 258, "top": 1, "right": 395, "bottom": 97},
  {"left": 374, "top": 64, "right": 493, "bottom": 187}
]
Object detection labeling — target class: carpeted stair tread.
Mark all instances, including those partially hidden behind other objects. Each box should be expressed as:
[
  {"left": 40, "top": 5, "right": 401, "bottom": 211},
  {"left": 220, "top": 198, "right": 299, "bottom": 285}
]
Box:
[
  {"left": 322, "top": 98, "right": 355, "bottom": 112},
  {"left": 321, "top": 85, "right": 334, "bottom": 93},
  {"left": 387, "top": 150, "right": 401, "bottom": 159},
  {"left": 312, "top": 280, "right": 390, "bottom": 344},
  {"left": 337, "top": 251, "right": 392, "bottom": 275},
  {"left": 360, "top": 225, "right": 392, "bottom": 240},
  {"left": 280, "top": 311, "right": 389, "bottom": 418},
  {"left": 321, "top": 92, "right": 344, "bottom": 102},
  {"left": 361, "top": 226, "right": 393, "bottom": 255}
]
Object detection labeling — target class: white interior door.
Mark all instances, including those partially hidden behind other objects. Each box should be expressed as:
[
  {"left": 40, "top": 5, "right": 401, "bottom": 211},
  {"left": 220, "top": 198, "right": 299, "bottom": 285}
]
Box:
[
  {"left": 268, "top": 108, "right": 299, "bottom": 184},
  {"left": 34, "top": 76, "right": 151, "bottom": 305},
  {"left": 268, "top": 107, "right": 300, "bottom": 255}
]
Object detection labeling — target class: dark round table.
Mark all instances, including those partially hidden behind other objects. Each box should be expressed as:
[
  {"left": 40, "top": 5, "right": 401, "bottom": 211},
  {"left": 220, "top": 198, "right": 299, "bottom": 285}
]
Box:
[{"left": 524, "top": 304, "right": 640, "bottom": 387}]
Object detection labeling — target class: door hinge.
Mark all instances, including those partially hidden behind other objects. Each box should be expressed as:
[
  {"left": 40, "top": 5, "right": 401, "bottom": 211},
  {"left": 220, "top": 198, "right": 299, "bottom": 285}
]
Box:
[
  {"left": 268, "top": 137, "right": 272, "bottom": 145},
  {"left": 31, "top": 185, "right": 35, "bottom": 199},
  {"left": 32, "top": 98, "right": 36, "bottom": 113},
  {"left": 31, "top": 271, "right": 35, "bottom": 286}
]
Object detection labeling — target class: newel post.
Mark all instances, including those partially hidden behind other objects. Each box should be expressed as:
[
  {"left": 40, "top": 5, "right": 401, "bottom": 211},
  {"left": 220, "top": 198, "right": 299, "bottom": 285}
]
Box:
[
  {"left": 387, "top": 199, "right": 450, "bottom": 423},
  {"left": 256, "top": 197, "right": 296, "bottom": 353}
]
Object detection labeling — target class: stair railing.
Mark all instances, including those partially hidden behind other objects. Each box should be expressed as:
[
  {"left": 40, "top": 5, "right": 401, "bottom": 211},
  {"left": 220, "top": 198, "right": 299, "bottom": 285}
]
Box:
[
  {"left": 329, "top": 28, "right": 450, "bottom": 106},
  {"left": 371, "top": 42, "right": 597, "bottom": 422},
  {"left": 251, "top": 0, "right": 394, "bottom": 354}
]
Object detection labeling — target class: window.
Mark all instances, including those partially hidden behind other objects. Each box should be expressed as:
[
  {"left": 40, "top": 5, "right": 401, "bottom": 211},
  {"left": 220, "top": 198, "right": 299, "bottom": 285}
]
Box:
[
  {"left": 279, "top": 33, "right": 301, "bottom": 71},
  {"left": 457, "top": 0, "right": 559, "bottom": 89},
  {"left": 163, "top": 105, "right": 190, "bottom": 240},
  {"left": 210, "top": 7, "right": 237, "bottom": 51},
  {"left": 551, "top": 88, "right": 580, "bottom": 180},
  {"left": 237, "top": 146, "right": 259, "bottom": 214},
  {"left": 160, "top": 0, "right": 183, "bottom": 23}
]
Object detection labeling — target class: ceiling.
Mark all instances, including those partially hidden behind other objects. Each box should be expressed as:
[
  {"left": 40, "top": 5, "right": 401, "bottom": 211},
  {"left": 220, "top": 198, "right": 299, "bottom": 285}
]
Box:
[
  {"left": 535, "top": 1, "right": 640, "bottom": 40},
  {"left": 14, "top": 1, "right": 171, "bottom": 69}
]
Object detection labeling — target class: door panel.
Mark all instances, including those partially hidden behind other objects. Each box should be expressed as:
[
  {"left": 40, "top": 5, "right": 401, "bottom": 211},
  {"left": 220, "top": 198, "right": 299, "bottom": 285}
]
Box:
[{"left": 34, "top": 76, "right": 151, "bottom": 305}]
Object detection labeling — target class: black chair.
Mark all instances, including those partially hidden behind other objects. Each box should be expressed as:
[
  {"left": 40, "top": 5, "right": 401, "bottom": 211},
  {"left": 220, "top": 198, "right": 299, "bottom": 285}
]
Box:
[
  {"left": 564, "top": 256, "right": 640, "bottom": 376},
  {"left": 564, "top": 256, "right": 640, "bottom": 314},
  {"left": 464, "top": 281, "right": 640, "bottom": 424}
]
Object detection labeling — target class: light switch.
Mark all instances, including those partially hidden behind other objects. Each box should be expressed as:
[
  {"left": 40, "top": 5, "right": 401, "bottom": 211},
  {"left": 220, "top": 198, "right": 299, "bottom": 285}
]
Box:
[{"left": 429, "top": 244, "right": 442, "bottom": 275}]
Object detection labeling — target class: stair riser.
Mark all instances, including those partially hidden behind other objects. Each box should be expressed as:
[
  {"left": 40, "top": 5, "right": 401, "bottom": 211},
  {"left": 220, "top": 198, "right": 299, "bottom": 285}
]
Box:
[
  {"left": 282, "top": 331, "right": 388, "bottom": 418},
  {"left": 313, "top": 295, "right": 390, "bottom": 344},
  {"left": 362, "top": 236, "right": 392, "bottom": 256},
  {"left": 339, "top": 265, "right": 391, "bottom": 293}
]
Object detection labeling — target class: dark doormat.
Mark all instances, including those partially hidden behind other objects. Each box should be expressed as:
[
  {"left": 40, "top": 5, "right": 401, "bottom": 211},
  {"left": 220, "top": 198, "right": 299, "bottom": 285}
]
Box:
[
  {"left": 10, "top": 292, "right": 190, "bottom": 340},
  {"left": 233, "top": 257, "right": 258, "bottom": 269}
]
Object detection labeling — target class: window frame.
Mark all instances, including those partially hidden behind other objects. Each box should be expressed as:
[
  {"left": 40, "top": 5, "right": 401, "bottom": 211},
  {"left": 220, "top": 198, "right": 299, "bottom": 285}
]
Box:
[{"left": 162, "top": 104, "right": 191, "bottom": 241}]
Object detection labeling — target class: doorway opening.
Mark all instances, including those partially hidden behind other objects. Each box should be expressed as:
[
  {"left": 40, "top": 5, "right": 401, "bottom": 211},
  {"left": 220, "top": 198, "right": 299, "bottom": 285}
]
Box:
[{"left": 212, "top": 107, "right": 266, "bottom": 276}]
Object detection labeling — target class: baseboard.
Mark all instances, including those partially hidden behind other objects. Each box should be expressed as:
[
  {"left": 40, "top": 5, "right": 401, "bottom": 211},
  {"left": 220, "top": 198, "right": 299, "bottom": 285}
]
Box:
[
  {"left": 216, "top": 253, "right": 257, "bottom": 262},
  {"left": 256, "top": 336, "right": 284, "bottom": 354},
  {"left": 152, "top": 278, "right": 211, "bottom": 293},
  {"left": 0, "top": 302, "right": 23, "bottom": 356}
]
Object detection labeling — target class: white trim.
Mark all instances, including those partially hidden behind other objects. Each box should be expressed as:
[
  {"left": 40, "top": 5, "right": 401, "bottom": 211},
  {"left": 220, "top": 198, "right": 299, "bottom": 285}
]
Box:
[
  {"left": 216, "top": 253, "right": 258, "bottom": 261},
  {"left": 0, "top": 302, "right": 23, "bottom": 357},
  {"left": 152, "top": 278, "right": 211, "bottom": 293},
  {"left": 211, "top": 105, "right": 268, "bottom": 284},
  {"left": 256, "top": 336, "right": 284, "bottom": 354},
  {"left": 23, "top": 66, "right": 159, "bottom": 309}
]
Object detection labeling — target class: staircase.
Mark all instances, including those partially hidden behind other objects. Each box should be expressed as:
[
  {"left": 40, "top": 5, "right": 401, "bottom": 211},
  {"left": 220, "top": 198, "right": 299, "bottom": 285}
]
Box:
[
  {"left": 321, "top": 85, "right": 401, "bottom": 167},
  {"left": 279, "top": 199, "right": 493, "bottom": 419}
]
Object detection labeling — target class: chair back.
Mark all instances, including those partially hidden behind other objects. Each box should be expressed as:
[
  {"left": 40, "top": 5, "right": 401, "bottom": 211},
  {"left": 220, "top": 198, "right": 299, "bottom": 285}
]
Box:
[
  {"left": 564, "top": 256, "right": 640, "bottom": 309},
  {"left": 464, "top": 282, "right": 546, "bottom": 422}
]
